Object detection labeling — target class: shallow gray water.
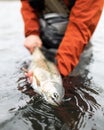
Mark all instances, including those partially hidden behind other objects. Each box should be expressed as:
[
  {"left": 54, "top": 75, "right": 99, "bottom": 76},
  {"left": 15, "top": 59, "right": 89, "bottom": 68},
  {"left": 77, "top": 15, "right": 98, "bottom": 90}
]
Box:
[{"left": 0, "top": 1, "right": 104, "bottom": 130}]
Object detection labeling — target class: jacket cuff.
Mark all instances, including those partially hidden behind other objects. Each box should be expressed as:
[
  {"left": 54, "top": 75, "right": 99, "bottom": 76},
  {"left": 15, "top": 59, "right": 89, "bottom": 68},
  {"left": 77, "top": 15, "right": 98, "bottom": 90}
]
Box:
[{"left": 25, "top": 30, "right": 40, "bottom": 37}]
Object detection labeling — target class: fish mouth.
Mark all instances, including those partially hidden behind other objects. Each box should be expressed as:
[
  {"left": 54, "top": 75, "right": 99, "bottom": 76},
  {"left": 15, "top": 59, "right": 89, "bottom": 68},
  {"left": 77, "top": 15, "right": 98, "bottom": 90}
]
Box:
[{"left": 51, "top": 97, "right": 60, "bottom": 106}]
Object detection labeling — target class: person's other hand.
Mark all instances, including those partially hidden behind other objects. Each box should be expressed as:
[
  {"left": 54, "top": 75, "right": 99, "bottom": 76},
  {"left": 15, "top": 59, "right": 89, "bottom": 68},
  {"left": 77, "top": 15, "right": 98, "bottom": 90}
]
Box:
[
  {"left": 22, "top": 68, "right": 33, "bottom": 84},
  {"left": 25, "top": 70, "right": 33, "bottom": 84},
  {"left": 24, "top": 35, "right": 42, "bottom": 54}
]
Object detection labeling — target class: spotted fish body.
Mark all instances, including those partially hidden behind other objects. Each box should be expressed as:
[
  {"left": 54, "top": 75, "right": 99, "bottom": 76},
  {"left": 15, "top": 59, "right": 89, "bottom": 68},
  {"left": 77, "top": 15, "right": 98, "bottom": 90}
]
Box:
[{"left": 29, "top": 47, "right": 65, "bottom": 106}]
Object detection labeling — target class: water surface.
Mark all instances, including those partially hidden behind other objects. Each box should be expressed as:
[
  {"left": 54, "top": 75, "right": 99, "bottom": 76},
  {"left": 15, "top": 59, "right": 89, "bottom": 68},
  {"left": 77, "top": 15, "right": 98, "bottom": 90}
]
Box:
[{"left": 0, "top": 1, "right": 104, "bottom": 130}]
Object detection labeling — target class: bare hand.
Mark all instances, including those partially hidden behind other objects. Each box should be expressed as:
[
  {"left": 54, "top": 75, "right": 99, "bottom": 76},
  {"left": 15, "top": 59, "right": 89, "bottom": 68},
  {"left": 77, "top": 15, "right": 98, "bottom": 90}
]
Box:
[
  {"left": 21, "top": 68, "right": 33, "bottom": 83},
  {"left": 24, "top": 35, "right": 42, "bottom": 54},
  {"left": 25, "top": 70, "right": 33, "bottom": 84}
]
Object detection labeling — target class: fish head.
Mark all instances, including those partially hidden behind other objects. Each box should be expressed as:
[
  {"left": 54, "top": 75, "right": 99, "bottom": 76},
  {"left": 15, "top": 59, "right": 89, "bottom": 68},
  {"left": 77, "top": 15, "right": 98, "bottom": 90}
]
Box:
[{"left": 42, "top": 81, "right": 65, "bottom": 106}]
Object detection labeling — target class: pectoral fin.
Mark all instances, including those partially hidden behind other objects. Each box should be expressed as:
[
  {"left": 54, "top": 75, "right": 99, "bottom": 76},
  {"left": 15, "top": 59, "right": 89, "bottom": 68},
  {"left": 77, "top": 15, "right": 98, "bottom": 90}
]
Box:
[{"left": 33, "top": 74, "right": 40, "bottom": 86}]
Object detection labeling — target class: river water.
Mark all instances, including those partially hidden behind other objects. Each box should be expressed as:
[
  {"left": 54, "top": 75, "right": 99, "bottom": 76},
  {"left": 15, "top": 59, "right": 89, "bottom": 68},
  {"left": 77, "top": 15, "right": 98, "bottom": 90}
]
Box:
[{"left": 0, "top": 1, "right": 104, "bottom": 130}]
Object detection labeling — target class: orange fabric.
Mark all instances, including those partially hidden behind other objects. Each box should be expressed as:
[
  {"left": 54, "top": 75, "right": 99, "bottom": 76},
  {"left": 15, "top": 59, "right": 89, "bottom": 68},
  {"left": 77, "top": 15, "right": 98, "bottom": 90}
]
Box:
[
  {"left": 56, "top": 0, "right": 103, "bottom": 76},
  {"left": 20, "top": 0, "right": 40, "bottom": 36},
  {"left": 20, "top": 0, "right": 103, "bottom": 76}
]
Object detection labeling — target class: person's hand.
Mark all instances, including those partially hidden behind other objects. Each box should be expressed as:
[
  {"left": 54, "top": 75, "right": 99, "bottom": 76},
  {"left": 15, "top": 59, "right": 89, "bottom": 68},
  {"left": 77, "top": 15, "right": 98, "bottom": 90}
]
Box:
[
  {"left": 23, "top": 35, "right": 42, "bottom": 82},
  {"left": 21, "top": 68, "right": 33, "bottom": 84},
  {"left": 25, "top": 70, "right": 33, "bottom": 84},
  {"left": 24, "top": 35, "right": 42, "bottom": 54}
]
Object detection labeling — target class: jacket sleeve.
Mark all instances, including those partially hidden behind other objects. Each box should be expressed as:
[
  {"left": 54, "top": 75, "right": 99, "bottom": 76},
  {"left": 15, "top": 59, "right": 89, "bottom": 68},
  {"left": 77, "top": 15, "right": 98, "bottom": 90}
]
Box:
[
  {"left": 20, "top": 0, "right": 40, "bottom": 37},
  {"left": 56, "top": 0, "right": 103, "bottom": 76}
]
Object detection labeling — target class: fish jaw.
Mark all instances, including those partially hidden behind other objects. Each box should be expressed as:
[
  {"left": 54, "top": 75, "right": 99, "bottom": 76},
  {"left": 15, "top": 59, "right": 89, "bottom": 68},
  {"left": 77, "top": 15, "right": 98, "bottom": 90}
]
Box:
[
  {"left": 32, "top": 78, "right": 61, "bottom": 106},
  {"left": 31, "top": 76, "right": 64, "bottom": 106},
  {"left": 41, "top": 81, "right": 65, "bottom": 106}
]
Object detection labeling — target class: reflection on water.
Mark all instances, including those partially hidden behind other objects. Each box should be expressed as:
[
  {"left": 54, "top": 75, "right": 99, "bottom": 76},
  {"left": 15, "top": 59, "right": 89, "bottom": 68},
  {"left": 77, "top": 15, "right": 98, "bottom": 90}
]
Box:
[
  {"left": 0, "top": 1, "right": 104, "bottom": 130},
  {"left": 1, "top": 75, "right": 104, "bottom": 130}
]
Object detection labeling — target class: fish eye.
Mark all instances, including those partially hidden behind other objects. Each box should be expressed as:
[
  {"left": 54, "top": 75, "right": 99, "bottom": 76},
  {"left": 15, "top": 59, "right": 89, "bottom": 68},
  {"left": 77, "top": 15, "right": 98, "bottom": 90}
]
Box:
[{"left": 53, "top": 93, "right": 59, "bottom": 99}]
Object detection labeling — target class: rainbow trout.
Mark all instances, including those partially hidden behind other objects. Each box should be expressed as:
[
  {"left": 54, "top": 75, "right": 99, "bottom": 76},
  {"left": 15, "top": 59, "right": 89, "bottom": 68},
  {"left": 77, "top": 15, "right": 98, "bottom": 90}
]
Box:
[{"left": 29, "top": 47, "right": 65, "bottom": 106}]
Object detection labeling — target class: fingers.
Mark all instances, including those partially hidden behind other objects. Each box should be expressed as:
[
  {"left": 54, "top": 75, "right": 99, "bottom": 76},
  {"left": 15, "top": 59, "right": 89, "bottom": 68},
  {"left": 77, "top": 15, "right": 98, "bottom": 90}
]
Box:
[
  {"left": 28, "top": 43, "right": 37, "bottom": 54},
  {"left": 24, "top": 35, "right": 42, "bottom": 54},
  {"left": 25, "top": 71, "right": 33, "bottom": 83},
  {"left": 21, "top": 68, "right": 33, "bottom": 83}
]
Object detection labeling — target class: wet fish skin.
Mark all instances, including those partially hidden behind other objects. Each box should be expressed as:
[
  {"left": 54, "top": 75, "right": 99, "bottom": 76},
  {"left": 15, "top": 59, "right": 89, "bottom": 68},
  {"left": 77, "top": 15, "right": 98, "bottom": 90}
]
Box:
[{"left": 29, "top": 47, "right": 65, "bottom": 106}]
